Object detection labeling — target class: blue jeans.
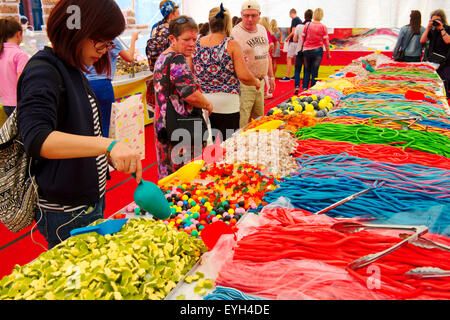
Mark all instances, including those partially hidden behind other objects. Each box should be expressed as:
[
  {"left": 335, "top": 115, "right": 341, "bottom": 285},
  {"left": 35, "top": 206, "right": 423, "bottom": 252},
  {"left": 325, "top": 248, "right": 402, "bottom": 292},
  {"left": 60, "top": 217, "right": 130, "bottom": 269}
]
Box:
[
  {"left": 3, "top": 106, "right": 15, "bottom": 117},
  {"left": 35, "top": 196, "right": 105, "bottom": 249},
  {"left": 302, "top": 47, "right": 323, "bottom": 90},
  {"left": 437, "top": 65, "right": 450, "bottom": 99},
  {"left": 89, "top": 79, "right": 115, "bottom": 137},
  {"left": 294, "top": 51, "right": 303, "bottom": 89}
]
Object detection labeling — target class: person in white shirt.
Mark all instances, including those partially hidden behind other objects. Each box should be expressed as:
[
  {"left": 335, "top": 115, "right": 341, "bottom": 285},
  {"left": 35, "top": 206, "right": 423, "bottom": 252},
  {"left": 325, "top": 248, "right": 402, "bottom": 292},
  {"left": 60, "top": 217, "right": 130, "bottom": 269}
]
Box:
[{"left": 231, "top": 0, "right": 276, "bottom": 128}]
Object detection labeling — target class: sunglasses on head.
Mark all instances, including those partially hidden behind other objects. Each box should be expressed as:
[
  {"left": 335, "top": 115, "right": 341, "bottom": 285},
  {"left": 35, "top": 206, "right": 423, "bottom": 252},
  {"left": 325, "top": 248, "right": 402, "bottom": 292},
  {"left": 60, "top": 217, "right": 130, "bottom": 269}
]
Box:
[
  {"left": 173, "top": 17, "right": 194, "bottom": 24},
  {"left": 92, "top": 40, "right": 116, "bottom": 52}
]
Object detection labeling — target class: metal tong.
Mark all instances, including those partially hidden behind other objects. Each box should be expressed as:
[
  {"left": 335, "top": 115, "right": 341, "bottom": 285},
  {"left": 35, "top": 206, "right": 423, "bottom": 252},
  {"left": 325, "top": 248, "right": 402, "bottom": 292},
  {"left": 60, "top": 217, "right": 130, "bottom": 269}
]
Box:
[
  {"left": 314, "top": 187, "right": 375, "bottom": 215},
  {"left": 399, "top": 233, "right": 450, "bottom": 252},
  {"left": 331, "top": 221, "right": 428, "bottom": 270},
  {"left": 405, "top": 267, "right": 450, "bottom": 279}
]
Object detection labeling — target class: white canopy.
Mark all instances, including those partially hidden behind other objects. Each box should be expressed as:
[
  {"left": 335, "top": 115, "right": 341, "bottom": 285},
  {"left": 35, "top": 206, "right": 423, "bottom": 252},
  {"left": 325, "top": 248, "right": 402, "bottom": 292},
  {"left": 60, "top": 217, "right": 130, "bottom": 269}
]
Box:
[{"left": 181, "top": 0, "right": 450, "bottom": 28}]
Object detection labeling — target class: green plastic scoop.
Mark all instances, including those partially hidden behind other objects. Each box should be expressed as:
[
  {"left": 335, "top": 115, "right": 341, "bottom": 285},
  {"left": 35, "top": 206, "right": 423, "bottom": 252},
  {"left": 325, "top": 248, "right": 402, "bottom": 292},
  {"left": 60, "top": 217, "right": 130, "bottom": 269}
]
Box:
[{"left": 132, "top": 174, "right": 171, "bottom": 220}]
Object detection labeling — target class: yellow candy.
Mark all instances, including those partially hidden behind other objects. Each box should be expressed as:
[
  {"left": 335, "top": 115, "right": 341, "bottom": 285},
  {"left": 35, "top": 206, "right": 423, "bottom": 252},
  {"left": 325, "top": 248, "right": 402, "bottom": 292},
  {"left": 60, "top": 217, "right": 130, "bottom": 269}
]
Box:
[
  {"left": 182, "top": 195, "right": 188, "bottom": 201},
  {"left": 318, "top": 100, "right": 328, "bottom": 109},
  {"left": 294, "top": 105, "right": 303, "bottom": 112},
  {"left": 305, "top": 104, "right": 314, "bottom": 112},
  {"left": 310, "top": 95, "right": 318, "bottom": 100}
]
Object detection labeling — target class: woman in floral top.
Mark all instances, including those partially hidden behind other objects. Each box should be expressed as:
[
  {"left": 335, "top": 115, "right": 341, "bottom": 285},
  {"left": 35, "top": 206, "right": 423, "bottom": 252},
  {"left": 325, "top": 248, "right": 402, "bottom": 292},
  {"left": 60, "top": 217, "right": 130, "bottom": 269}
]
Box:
[{"left": 154, "top": 16, "right": 213, "bottom": 179}]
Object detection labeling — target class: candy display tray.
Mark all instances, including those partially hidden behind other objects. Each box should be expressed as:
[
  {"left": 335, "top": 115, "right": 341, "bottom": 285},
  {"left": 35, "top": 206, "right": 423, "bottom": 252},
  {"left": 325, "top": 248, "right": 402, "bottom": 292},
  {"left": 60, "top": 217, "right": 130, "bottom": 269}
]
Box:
[{"left": 164, "top": 211, "right": 254, "bottom": 300}]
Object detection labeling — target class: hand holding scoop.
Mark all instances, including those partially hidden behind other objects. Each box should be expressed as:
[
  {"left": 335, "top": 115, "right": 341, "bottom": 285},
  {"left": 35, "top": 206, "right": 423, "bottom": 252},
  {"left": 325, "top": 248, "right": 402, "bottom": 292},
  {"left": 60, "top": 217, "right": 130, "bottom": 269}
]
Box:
[{"left": 132, "top": 173, "right": 171, "bottom": 220}]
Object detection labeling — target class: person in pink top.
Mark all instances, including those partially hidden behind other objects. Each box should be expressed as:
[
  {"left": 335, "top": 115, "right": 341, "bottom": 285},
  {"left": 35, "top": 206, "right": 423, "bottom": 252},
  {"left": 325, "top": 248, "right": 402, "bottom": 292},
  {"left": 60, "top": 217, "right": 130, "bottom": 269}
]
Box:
[
  {"left": 0, "top": 18, "right": 29, "bottom": 117},
  {"left": 301, "top": 8, "right": 331, "bottom": 91}
]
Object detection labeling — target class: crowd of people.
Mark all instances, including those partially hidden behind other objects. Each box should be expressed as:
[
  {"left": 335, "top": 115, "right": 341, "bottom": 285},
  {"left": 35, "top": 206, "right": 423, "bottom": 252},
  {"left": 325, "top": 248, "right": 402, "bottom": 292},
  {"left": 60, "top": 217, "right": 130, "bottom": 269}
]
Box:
[{"left": 0, "top": 0, "right": 449, "bottom": 248}]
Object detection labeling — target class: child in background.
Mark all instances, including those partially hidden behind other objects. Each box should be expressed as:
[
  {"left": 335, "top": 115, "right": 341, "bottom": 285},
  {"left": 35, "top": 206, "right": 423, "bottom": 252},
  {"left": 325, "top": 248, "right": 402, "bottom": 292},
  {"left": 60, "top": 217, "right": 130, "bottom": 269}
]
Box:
[{"left": 0, "top": 18, "right": 29, "bottom": 117}]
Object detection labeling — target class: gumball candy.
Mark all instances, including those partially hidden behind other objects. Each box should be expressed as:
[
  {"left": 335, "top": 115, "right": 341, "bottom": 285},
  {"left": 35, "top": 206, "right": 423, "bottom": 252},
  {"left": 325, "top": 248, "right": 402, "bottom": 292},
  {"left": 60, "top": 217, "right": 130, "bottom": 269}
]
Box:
[{"left": 303, "top": 104, "right": 314, "bottom": 112}]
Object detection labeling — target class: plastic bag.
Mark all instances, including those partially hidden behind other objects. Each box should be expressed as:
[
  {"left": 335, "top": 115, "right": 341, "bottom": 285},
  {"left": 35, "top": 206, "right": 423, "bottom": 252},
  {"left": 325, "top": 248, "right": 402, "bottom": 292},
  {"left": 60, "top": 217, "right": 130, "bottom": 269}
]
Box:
[{"left": 213, "top": 206, "right": 450, "bottom": 300}]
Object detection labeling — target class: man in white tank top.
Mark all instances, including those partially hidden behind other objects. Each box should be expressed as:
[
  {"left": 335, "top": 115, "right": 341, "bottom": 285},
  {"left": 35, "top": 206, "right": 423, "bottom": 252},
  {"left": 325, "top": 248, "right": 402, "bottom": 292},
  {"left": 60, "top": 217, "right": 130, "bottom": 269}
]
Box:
[{"left": 231, "top": 0, "right": 276, "bottom": 128}]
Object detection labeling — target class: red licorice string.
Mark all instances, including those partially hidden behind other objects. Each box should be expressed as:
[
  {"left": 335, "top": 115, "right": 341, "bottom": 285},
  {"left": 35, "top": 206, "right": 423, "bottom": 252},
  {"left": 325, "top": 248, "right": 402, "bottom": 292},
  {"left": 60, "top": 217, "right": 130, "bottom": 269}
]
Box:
[
  {"left": 215, "top": 208, "right": 450, "bottom": 300},
  {"left": 294, "top": 139, "right": 450, "bottom": 170}
]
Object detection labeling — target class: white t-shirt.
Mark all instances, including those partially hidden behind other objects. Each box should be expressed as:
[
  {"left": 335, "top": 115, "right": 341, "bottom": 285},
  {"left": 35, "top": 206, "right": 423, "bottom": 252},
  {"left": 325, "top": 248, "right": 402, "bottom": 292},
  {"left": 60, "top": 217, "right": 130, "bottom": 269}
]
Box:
[
  {"left": 231, "top": 22, "right": 269, "bottom": 79},
  {"left": 294, "top": 24, "right": 306, "bottom": 54}
]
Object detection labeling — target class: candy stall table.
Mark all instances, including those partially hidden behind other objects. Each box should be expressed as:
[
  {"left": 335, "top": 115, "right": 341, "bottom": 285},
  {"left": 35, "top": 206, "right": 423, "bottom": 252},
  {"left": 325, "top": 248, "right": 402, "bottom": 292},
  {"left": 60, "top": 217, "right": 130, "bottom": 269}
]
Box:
[{"left": 2, "top": 51, "right": 450, "bottom": 300}]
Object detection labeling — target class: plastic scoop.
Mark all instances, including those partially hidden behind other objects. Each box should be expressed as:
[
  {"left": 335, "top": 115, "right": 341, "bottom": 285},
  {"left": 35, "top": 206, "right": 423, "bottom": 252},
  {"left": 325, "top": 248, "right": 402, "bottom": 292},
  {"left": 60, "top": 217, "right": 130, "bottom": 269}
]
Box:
[
  {"left": 70, "top": 218, "right": 128, "bottom": 237},
  {"left": 133, "top": 174, "right": 171, "bottom": 219},
  {"left": 158, "top": 160, "right": 205, "bottom": 188},
  {"left": 405, "top": 90, "right": 437, "bottom": 104},
  {"left": 241, "top": 120, "right": 284, "bottom": 135},
  {"left": 361, "top": 60, "right": 375, "bottom": 72},
  {"left": 200, "top": 221, "right": 236, "bottom": 250}
]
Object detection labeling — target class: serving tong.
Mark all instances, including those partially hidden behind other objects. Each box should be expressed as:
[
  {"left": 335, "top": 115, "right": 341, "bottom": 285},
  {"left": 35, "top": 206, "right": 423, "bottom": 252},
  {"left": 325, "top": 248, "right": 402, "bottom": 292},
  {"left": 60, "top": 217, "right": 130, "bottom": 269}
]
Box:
[{"left": 331, "top": 221, "right": 428, "bottom": 270}]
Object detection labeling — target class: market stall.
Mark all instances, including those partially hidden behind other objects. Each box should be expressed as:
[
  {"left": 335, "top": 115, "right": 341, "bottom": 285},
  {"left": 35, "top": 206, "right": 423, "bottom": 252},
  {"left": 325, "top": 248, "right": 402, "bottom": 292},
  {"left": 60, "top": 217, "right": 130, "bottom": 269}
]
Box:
[
  {"left": 18, "top": 29, "right": 154, "bottom": 125},
  {"left": 1, "top": 50, "right": 450, "bottom": 300}
]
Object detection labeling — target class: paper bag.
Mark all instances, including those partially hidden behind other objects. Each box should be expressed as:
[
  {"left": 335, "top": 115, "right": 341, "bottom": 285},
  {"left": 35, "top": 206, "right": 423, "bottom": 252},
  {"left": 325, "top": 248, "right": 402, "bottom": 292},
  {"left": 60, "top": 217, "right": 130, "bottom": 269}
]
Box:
[{"left": 109, "top": 93, "right": 145, "bottom": 160}]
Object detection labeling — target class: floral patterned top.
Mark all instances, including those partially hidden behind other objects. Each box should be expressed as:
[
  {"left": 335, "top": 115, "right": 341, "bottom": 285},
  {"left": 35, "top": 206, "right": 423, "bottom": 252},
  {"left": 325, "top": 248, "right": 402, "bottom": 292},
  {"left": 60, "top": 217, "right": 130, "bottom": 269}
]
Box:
[
  {"left": 146, "top": 23, "right": 170, "bottom": 72},
  {"left": 153, "top": 51, "right": 199, "bottom": 134},
  {"left": 192, "top": 37, "right": 240, "bottom": 95}
]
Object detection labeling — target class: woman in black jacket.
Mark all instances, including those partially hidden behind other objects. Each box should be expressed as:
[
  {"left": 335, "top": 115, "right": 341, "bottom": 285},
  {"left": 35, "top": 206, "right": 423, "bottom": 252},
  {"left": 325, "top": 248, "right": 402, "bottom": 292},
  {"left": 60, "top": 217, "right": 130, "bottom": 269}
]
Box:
[
  {"left": 420, "top": 9, "right": 450, "bottom": 98},
  {"left": 17, "top": 0, "right": 142, "bottom": 249}
]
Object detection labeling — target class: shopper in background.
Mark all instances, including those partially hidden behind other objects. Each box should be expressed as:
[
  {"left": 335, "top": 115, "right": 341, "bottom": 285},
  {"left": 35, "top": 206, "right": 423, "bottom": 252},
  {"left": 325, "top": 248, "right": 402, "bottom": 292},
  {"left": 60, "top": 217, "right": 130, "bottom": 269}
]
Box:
[
  {"left": 393, "top": 10, "right": 425, "bottom": 62},
  {"left": 146, "top": 0, "right": 180, "bottom": 117},
  {"left": 231, "top": 0, "right": 275, "bottom": 128},
  {"left": 301, "top": 8, "right": 331, "bottom": 92},
  {"left": 421, "top": 9, "right": 450, "bottom": 98},
  {"left": 193, "top": 5, "right": 260, "bottom": 142},
  {"left": 293, "top": 9, "right": 313, "bottom": 94},
  {"left": 153, "top": 15, "right": 213, "bottom": 180},
  {"left": 259, "top": 16, "right": 276, "bottom": 99},
  {"left": 270, "top": 19, "right": 282, "bottom": 77},
  {"left": 0, "top": 18, "right": 29, "bottom": 117},
  {"left": 85, "top": 32, "right": 140, "bottom": 137},
  {"left": 16, "top": 0, "right": 142, "bottom": 249},
  {"left": 280, "top": 8, "right": 302, "bottom": 82},
  {"left": 199, "top": 22, "right": 210, "bottom": 38}
]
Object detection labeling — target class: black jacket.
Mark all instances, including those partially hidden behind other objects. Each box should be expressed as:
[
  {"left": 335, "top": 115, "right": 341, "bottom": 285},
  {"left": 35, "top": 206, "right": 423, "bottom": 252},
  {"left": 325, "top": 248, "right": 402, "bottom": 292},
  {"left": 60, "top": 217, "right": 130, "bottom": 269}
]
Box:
[{"left": 17, "top": 47, "right": 104, "bottom": 206}]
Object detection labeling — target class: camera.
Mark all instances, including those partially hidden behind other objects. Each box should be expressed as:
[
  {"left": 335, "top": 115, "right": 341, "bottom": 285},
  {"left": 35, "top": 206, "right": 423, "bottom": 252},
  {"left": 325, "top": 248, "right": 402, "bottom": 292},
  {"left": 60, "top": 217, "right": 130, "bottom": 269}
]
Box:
[{"left": 432, "top": 19, "right": 442, "bottom": 27}]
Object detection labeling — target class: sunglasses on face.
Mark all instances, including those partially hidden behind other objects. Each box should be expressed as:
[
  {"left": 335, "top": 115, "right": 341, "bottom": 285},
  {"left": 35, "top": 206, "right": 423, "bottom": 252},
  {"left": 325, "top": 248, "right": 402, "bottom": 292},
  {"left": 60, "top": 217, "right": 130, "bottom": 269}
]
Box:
[{"left": 92, "top": 40, "right": 115, "bottom": 52}]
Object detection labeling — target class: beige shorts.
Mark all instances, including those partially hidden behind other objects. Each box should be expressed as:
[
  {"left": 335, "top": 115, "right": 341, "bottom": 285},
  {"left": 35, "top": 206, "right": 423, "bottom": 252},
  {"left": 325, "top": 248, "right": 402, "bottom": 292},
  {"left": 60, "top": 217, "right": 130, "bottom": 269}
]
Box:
[{"left": 239, "top": 80, "right": 265, "bottom": 129}]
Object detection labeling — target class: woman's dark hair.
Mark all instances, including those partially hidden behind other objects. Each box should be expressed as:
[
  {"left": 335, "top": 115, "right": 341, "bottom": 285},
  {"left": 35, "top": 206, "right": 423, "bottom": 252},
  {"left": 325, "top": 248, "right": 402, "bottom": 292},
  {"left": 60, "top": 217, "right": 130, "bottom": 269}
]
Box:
[
  {"left": 304, "top": 9, "right": 313, "bottom": 22},
  {"left": 169, "top": 15, "right": 198, "bottom": 38},
  {"left": 232, "top": 16, "right": 239, "bottom": 27},
  {"left": 409, "top": 10, "right": 422, "bottom": 35},
  {"left": 46, "top": 0, "right": 125, "bottom": 76},
  {"left": 0, "top": 18, "right": 22, "bottom": 56},
  {"left": 199, "top": 22, "right": 210, "bottom": 37},
  {"left": 430, "top": 9, "right": 447, "bottom": 26}
]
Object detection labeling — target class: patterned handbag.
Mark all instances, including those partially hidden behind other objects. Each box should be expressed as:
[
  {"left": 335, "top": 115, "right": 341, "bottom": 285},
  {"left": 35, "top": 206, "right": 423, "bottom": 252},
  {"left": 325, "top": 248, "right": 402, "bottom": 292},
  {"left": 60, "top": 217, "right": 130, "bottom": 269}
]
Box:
[{"left": 0, "top": 109, "right": 37, "bottom": 233}]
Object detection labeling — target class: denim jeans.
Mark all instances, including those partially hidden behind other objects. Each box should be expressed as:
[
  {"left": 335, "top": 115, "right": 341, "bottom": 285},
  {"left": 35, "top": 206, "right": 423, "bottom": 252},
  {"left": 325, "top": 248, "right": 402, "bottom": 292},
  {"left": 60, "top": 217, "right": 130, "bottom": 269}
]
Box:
[
  {"left": 294, "top": 51, "right": 303, "bottom": 89},
  {"left": 89, "top": 79, "right": 115, "bottom": 138},
  {"left": 302, "top": 47, "right": 323, "bottom": 90},
  {"left": 437, "top": 65, "right": 450, "bottom": 99},
  {"left": 3, "top": 106, "right": 15, "bottom": 117},
  {"left": 35, "top": 196, "right": 105, "bottom": 249}
]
